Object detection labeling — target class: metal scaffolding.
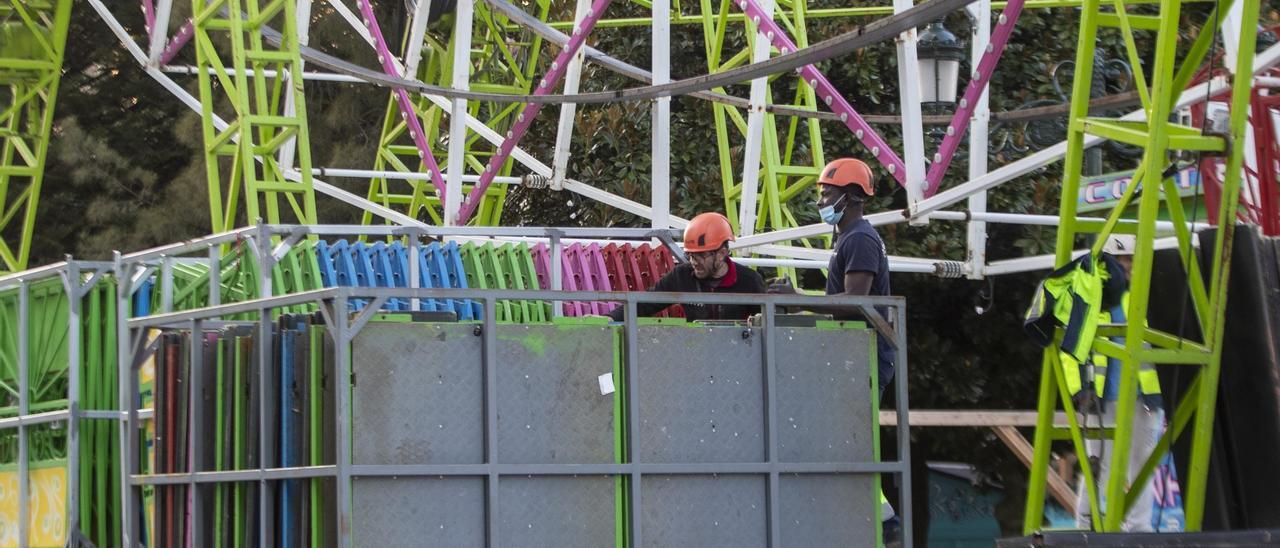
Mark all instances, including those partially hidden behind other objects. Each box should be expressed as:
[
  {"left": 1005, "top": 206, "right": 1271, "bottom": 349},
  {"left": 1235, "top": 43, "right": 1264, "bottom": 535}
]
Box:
[
  {"left": 1022, "top": 0, "right": 1262, "bottom": 532},
  {"left": 0, "top": 0, "right": 72, "bottom": 272},
  {"left": 190, "top": 0, "right": 320, "bottom": 231}
]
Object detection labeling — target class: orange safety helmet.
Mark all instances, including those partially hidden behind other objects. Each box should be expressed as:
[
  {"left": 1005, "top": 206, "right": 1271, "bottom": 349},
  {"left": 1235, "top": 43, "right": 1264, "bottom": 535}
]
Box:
[
  {"left": 684, "top": 212, "right": 735, "bottom": 253},
  {"left": 818, "top": 158, "right": 875, "bottom": 197}
]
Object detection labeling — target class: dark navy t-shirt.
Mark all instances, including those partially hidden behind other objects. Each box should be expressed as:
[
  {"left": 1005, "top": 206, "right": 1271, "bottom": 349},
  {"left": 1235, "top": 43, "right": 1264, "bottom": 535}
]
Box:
[{"left": 826, "top": 218, "right": 895, "bottom": 390}]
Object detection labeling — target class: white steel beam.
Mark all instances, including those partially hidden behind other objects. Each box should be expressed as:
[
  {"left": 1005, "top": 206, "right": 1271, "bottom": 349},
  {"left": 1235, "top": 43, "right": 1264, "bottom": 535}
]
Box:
[
  {"left": 278, "top": 0, "right": 314, "bottom": 174},
  {"left": 737, "top": 0, "right": 775, "bottom": 237},
  {"left": 984, "top": 236, "right": 1187, "bottom": 275},
  {"left": 311, "top": 167, "right": 521, "bottom": 184},
  {"left": 894, "top": 0, "right": 929, "bottom": 223},
  {"left": 731, "top": 210, "right": 909, "bottom": 249},
  {"left": 444, "top": 0, "right": 475, "bottom": 225},
  {"left": 162, "top": 65, "right": 365, "bottom": 82},
  {"left": 1220, "top": 12, "right": 1262, "bottom": 218},
  {"left": 403, "top": 0, "right": 435, "bottom": 77},
  {"left": 651, "top": 0, "right": 672, "bottom": 230},
  {"left": 966, "top": 0, "right": 991, "bottom": 279},
  {"left": 147, "top": 0, "right": 176, "bottom": 64},
  {"left": 550, "top": 0, "right": 594, "bottom": 191}
]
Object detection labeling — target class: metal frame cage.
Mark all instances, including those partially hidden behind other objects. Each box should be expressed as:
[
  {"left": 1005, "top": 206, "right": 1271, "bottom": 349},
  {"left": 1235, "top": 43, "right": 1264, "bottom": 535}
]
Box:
[{"left": 0, "top": 224, "right": 912, "bottom": 547}]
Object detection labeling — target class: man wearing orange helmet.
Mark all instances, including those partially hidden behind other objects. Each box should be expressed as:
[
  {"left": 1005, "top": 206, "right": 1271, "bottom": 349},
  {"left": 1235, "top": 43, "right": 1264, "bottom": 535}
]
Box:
[
  {"left": 820, "top": 158, "right": 894, "bottom": 391},
  {"left": 771, "top": 158, "right": 895, "bottom": 393},
  {"left": 607, "top": 212, "right": 766, "bottom": 321}
]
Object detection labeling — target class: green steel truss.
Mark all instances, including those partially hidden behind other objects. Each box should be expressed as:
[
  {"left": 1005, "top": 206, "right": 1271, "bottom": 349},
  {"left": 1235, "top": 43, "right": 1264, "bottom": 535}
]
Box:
[
  {"left": 698, "top": 0, "right": 825, "bottom": 236},
  {"left": 362, "top": 0, "right": 831, "bottom": 233},
  {"left": 1023, "top": 0, "right": 1259, "bottom": 532},
  {"left": 363, "top": 0, "right": 552, "bottom": 227},
  {"left": 0, "top": 0, "right": 72, "bottom": 272},
  {"left": 192, "top": 0, "right": 319, "bottom": 233}
]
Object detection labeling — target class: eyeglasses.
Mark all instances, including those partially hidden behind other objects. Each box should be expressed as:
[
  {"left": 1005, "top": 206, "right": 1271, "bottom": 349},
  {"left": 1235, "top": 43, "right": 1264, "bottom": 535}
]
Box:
[{"left": 687, "top": 251, "right": 719, "bottom": 263}]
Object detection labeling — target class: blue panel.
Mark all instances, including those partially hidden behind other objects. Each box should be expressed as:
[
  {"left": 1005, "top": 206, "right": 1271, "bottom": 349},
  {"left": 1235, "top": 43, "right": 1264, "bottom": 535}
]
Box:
[
  {"left": 428, "top": 243, "right": 459, "bottom": 316},
  {"left": 369, "top": 242, "right": 402, "bottom": 311},
  {"left": 442, "top": 240, "right": 478, "bottom": 321},
  {"left": 387, "top": 242, "right": 411, "bottom": 311},
  {"left": 278, "top": 317, "right": 302, "bottom": 547},
  {"left": 413, "top": 245, "right": 439, "bottom": 312},
  {"left": 329, "top": 240, "right": 357, "bottom": 288},
  {"left": 133, "top": 279, "right": 154, "bottom": 316},
  {"left": 314, "top": 240, "right": 337, "bottom": 287},
  {"left": 443, "top": 241, "right": 482, "bottom": 320},
  {"left": 351, "top": 242, "right": 379, "bottom": 310}
]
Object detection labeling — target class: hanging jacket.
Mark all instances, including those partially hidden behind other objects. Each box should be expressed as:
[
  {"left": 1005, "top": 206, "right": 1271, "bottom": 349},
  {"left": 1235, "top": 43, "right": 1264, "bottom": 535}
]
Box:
[
  {"left": 1060, "top": 292, "right": 1163, "bottom": 408},
  {"left": 1024, "top": 252, "right": 1128, "bottom": 363}
]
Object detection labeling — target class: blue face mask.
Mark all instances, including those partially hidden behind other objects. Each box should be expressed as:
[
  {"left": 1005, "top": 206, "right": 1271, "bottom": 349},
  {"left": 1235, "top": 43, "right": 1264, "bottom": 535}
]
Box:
[{"left": 819, "top": 194, "right": 847, "bottom": 225}]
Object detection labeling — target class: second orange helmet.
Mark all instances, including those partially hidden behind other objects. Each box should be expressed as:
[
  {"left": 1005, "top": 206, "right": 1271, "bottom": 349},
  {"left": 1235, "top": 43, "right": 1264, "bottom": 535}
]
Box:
[{"left": 818, "top": 158, "right": 875, "bottom": 197}]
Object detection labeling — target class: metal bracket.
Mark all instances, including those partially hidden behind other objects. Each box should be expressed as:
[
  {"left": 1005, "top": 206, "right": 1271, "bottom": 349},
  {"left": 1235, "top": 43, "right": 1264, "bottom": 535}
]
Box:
[{"left": 648, "top": 229, "right": 687, "bottom": 263}]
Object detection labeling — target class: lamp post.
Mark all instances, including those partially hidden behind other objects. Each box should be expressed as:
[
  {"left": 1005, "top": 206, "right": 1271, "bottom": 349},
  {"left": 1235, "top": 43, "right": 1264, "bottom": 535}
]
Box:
[
  {"left": 917, "top": 20, "right": 964, "bottom": 145},
  {"left": 916, "top": 21, "right": 965, "bottom": 112}
]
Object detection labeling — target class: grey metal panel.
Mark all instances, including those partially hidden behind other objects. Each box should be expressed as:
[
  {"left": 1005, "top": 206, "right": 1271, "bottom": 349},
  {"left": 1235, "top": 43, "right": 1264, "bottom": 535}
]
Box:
[
  {"left": 779, "top": 474, "right": 878, "bottom": 547},
  {"left": 640, "top": 475, "right": 767, "bottom": 548},
  {"left": 352, "top": 323, "right": 483, "bottom": 465},
  {"left": 497, "top": 476, "right": 617, "bottom": 547},
  {"left": 496, "top": 324, "right": 617, "bottom": 464},
  {"left": 775, "top": 326, "right": 875, "bottom": 463},
  {"left": 636, "top": 325, "right": 765, "bottom": 463},
  {"left": 352, "top": 477, "right": 485, "bottom": 547}
]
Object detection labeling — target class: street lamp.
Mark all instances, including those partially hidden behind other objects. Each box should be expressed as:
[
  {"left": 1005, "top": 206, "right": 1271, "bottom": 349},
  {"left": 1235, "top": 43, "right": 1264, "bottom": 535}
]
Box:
[{"left": 916, "top": 21, "right": 965, "bottom": 111}]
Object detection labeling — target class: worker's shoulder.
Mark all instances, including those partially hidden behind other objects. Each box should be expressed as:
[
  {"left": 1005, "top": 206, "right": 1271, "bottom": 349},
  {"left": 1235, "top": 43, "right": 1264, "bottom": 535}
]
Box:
[
  {"left": 843, "top": 219, "right": 883, "bottom": 241},
  {"left": 836, "top": 222, "right": 885, "bottom": 251},
  {"left": 657, "top": 262, "right": 697, "bottom": 284},
  {"left": 666, "top": 262, "right": 696, "bottom": 277},
  {"left": 734, "top": 262, "right": 765, "bottom": 283}
]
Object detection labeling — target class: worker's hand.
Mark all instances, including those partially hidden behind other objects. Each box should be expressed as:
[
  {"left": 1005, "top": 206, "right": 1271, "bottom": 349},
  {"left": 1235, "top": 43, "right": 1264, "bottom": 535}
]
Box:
[{"left": 766, "top": 277, "right": 796, "bottom": 294}]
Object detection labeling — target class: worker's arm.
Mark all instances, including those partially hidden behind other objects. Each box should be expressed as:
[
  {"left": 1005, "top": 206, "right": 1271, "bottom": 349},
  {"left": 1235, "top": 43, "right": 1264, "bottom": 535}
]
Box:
[
  {"left": 843, "top": 271, "right": 874, "bottom": 296},
  {"left": 770, "top": 232, "right": 881, "bottom": 318},
  {"left": 777, "top": 271, "right": 876, "bottom": 317}
]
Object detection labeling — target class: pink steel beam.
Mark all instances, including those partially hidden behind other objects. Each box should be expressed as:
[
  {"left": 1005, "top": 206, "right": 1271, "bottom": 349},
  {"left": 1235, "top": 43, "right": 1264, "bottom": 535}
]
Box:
[
  {"left": 142, "top": 0, "right": 156, "bottom": 34},
  {"left": 455, "top": 0, "right": 617, "bottom": 223},
  {"left": 355, "top": 0, "right": 448, "bottom": 199},
  {"left": 160, "top": 21, "right": 194, "bottom": 65},
  {"left": 923, "top": 0, "right": 1025, "bottom": 197},
  {"left": 733, "top": 0, "right": 907, "bottom": 186}
]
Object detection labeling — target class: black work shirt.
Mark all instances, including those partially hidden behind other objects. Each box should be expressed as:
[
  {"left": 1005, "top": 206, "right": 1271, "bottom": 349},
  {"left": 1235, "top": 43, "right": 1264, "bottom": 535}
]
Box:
[
  {"left": 827, "top": 219, "right": 895, "bottom": 389},
  {"left": 608, "top": 260, "right": 767, "bottom": 321}
]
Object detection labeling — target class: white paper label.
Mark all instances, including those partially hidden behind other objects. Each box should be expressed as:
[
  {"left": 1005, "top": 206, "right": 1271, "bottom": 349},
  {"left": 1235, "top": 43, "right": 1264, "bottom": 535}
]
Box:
[{"left": 598, "top": 372, "right": 615, "bottom": 395}]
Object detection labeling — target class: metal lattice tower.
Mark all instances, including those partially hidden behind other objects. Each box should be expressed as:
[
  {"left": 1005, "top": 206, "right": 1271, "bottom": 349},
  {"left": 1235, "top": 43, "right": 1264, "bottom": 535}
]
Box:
[
  {"left": 191, "top": 0, "right": 319, "bottom": 232},
  {"left": 699, "top": 0, "right": 826, "bottom": 238},
  {"left": 0, "top": 0, "right": 72, "bottom": 272},
  {"left": 363, "top": 0, "right": 552, "bottom": 227},
  {"left": 1023, "top": 0, "right": 1260, "bottom": 532}
]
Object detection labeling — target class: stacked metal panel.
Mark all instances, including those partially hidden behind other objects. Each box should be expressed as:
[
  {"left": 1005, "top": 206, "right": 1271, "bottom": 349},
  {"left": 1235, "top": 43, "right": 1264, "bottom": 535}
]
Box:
[
  {"left": 0, "top": 238, "right": 687, "bottom": 547},
  {"left": 148, "top": 314, "right": 338, "bottom": 547},
  {"left": 139, "top": 237, "right": 681, "bottom": 322},
  {"left": 313, "top": 240, "right": 679, "bottom": 319},
  {"left": 0, "top": 275, "right": 120, "bottom": 547},
  {"left": 142, "top": 312, "right": 879, "bottom": 547}
]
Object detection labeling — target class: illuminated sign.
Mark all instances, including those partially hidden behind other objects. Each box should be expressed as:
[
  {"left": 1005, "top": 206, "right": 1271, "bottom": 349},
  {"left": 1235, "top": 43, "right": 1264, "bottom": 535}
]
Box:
[{"left": 1076, "top": 163, "right": 1216, "bottom": 213}]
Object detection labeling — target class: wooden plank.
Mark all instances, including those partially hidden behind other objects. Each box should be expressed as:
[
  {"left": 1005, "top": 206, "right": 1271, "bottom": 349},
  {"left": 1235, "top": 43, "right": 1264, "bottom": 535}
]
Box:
[
  {"left": 878, "top": 410, "right": 1079, "bottom": 427},
  {"left": 993, "top": 425, "right": 1078, "bottom": 514}
]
